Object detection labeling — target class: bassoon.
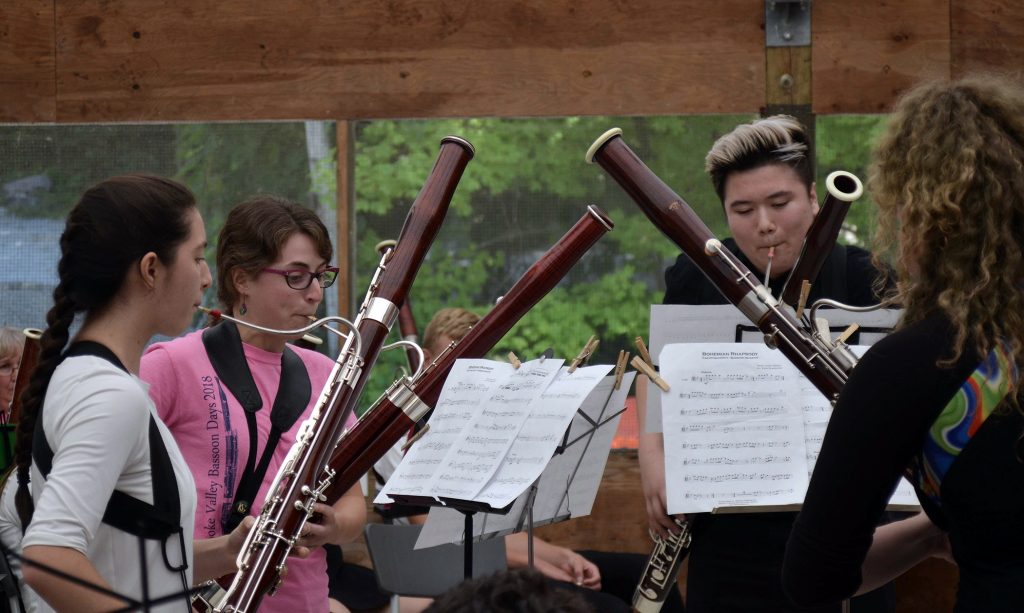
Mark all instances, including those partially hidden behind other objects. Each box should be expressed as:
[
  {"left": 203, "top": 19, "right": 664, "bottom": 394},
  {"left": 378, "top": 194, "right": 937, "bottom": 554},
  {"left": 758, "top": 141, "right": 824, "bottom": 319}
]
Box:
[
  {"left": 779, "top": 171, "right": 864, "bottom": 307},
  {"left": 586, "top": 128, "right": 860, "bottom": 400},
  {"left": 375, "top": 239, "right": 422, "bottom": 374},
  {"left": 320, "top": 205, "right": 614, "bottom": 505},
  {"left": 585, "top": 128, "right": 865, "bottom": 613},
  {"left": 195, "top": 135, "right": 474, "bottom": 612}
]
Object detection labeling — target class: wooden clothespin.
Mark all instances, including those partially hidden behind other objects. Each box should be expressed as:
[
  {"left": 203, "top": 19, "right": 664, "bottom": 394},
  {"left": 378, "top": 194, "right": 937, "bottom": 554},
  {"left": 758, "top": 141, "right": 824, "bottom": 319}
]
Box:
[
  {"left": 508, "top": 351, "right": 522, "bottom": 370},
  {"left": 634, "top": 336, "right": 654, "bottom": 368},
  {"left": 836, "top": 323, "right": 859, "bottom": 345},
  {"left": 796, "top": 280, "right": 812, "bottom": 320},
  {"left": 568, "top": 335, "right": 599, "bottom": 373},
  {"left": 613, "top": 350, "right": 630, "bottom": 390},
  {"left": 631, "top": 355, "right": 670, "bottom": 392}
]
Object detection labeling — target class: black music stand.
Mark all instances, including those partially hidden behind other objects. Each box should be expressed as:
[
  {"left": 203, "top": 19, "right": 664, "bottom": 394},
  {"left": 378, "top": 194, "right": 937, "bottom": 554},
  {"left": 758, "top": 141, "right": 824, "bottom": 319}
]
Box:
[
  {"left": 396, "top": 372, "right": 630, "bottom": 570},
  {"left": 385, "top": 495, "right": 515, "bottom": 580}
]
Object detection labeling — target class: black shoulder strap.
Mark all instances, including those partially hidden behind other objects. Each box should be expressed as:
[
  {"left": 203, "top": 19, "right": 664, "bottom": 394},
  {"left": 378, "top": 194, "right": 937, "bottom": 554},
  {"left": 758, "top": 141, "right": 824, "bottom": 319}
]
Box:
[
  {"left": 201, "top": 322, "right": 311, "bottom": 532},
  {"left": 32, "top": 341, "right": 181, "bottom": 541}
]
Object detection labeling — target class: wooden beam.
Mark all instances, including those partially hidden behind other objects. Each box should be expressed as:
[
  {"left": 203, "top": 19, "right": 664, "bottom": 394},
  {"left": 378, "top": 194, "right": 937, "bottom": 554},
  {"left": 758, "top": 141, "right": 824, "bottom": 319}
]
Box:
[
  {"left": 0, "top": 0, "right": 56, "bottom": 122},
  {"left": 766, "top": 46, "right": 812, "bottom": 107},
  {"left": 44, "top": 0, "right": 765, "bottom": 122},
  {"left": 813, "top": 1, "right": 950, "bottom": 113},
  {"left": 952, "top": 0, "right": 1024, "bottom": 77}
]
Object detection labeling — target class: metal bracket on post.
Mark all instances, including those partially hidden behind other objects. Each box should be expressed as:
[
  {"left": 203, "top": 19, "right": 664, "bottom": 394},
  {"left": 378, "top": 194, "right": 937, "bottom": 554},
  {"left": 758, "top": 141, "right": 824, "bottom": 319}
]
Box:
[{"left": 766, "top": 0, "right": 811, "bottom": 47}]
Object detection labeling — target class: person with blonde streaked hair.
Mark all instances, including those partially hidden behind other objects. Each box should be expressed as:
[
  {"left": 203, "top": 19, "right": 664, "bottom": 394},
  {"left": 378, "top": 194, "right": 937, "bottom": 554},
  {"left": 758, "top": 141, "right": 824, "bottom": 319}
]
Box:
[
  {"left": 640, "top": 114, "right": 893, "bottom": 612},
  {"left": 785, "top": 74, "right": 1024, "bottom": 612}
]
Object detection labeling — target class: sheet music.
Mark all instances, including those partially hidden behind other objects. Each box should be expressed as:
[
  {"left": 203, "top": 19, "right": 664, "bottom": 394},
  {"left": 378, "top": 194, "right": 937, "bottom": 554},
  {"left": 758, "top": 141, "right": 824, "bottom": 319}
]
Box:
[
  {"left": 377, "top": 357, "right": 565, "bottom": 503},
  {"left": 474, "top": 364, "right": 613, "bottom": 508},
  {"left": 646, "top": 304, "right": 902, "bottom": 432},
  {"left": 376, "top": 359, "right": 512, "bottom": 501},
  {"left": 661, "top": 343, "right": 919, "bottom": 513},
  {"left": 414, "top": 372, "right": 630, "bottom": 549},
  {"left": 661, "top": 344, "right": 809, "bottom": 513}
]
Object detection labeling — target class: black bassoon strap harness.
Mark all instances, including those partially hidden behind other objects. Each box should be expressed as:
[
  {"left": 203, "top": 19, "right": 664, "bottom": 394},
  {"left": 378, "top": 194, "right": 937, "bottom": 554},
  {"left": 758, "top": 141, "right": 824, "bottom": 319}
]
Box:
[{"left": 201, "top": 321, "right": 311, "bottom": 533}]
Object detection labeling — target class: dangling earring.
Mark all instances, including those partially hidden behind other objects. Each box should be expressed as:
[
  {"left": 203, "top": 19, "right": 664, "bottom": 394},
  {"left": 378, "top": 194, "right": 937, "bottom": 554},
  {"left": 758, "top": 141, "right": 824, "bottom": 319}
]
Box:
[{"left": 240, "top": 298, "right": 248, "bottom": 316}]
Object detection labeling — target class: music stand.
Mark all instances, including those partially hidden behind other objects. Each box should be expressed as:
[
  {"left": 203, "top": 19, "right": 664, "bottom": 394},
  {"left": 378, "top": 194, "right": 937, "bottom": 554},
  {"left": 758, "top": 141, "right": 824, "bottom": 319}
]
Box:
[{"left": 408, "top": 372, "right": 632, "bottom": 564}]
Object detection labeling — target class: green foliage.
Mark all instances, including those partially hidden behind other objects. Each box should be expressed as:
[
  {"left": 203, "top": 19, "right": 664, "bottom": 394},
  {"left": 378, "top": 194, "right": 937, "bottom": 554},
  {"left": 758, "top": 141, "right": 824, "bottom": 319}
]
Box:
[{"left": 351, "top": 115, "right": 760, "bottom": 403}]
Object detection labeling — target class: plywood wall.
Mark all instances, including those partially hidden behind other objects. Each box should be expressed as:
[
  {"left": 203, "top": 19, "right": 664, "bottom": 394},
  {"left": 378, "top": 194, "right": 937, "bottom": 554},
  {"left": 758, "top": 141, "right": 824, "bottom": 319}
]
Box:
[{"left": 4, "top": 0, "right": 1022, "bottom": 123}]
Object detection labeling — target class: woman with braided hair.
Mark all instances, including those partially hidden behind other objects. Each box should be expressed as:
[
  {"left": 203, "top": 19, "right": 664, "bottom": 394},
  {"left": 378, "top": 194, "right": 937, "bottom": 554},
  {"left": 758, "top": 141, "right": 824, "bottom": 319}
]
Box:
[
  {"left": 784, "top": 75, "right": 1024, "bottom": 611},
  {"left": 11, "top": 175, "right": 248, "bottom": 612}
]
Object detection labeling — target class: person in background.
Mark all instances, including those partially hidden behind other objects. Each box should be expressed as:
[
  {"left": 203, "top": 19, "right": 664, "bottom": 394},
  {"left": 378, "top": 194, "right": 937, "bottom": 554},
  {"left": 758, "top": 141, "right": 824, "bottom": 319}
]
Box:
[
  {"left": 638, "top": 115, "right": 892, "bottom": 612},
  {"left": 784, "top": 74, "right": 1024, "bottom": 612},
  {"left": 0, "top": 327, "right": 24, "bottom": 422},
  {"left": 141, "top": 195, "right": 366, "bottom": 613},
  {"left": 0, "top": 326, "right": 32, "bottom": 610}
]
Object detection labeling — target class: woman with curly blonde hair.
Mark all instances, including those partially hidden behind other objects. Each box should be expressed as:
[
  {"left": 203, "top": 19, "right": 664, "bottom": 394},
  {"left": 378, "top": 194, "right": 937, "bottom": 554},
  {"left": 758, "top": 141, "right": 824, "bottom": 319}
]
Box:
[{"left": 783, "top": 74, "right": 1024, "bottom": 612}]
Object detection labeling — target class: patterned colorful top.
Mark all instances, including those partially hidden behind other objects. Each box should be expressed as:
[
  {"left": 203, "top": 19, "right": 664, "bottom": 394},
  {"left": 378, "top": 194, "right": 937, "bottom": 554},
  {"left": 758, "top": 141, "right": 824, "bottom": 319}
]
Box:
[{"left": 908, "top": 344, "right": 1018, "bottom": 506}]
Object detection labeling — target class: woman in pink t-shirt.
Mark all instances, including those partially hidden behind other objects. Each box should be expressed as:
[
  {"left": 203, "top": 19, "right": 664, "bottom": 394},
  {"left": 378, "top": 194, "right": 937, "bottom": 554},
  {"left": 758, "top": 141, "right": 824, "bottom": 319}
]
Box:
[{"left": 142, "top": 195, "right": 366, "bottom": 613}]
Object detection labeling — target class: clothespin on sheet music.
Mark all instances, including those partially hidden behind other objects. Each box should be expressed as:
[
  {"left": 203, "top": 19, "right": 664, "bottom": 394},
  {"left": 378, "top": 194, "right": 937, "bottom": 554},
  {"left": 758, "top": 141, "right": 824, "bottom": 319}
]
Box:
[
  {"left": 634, "top": 336, "right": 654, "bottom": 368},
  {"left": 508, "top": 352, "right": 522, "bottom": 370},
  {"left": 631, "top": 355, "right": 670, "bottom": 392},
  {"left": 795, "top": 280, "right": 812, "bottom": 320},
  {"left": 568, "top": 335, "right": 599, "bottom": 373},
  {"left": 613, "top": 350, "right": 630, "bottom": 390}
]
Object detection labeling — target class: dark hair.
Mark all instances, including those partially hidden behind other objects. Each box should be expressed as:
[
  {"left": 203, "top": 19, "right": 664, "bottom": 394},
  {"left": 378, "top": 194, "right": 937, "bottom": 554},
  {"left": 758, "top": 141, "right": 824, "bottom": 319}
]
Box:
[
  {"left": 705, "top": 115, "right": 815, "bottom": 203},
  {"left": 216, "top": 195, "right": 333, "bottom": 314},
  {"left": 423, "top": 569, "right": 594, "bottom": 613},
  {"left": 15, "top": 174, "right": 196, "bottom": 527}
]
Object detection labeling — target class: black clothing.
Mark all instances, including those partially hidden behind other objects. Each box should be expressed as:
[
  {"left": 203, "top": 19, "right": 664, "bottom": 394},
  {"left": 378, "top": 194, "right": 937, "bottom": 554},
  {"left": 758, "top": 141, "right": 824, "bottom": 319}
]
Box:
[
  {"left": 784, "top": 313, "right": 1024, "bottom": 612},
  {"left": 663, "top": 239, "right": 892, "bottom": 613}
]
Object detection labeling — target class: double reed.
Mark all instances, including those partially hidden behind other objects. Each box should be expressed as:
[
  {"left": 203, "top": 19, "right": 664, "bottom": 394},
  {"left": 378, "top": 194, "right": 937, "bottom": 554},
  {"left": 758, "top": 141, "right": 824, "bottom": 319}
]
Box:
[
  {"left": 320, "top": 205, "right": 614, "bottom": 505},
  {"left": 197, "top": 136, "right": 474, "bottom": 612}
]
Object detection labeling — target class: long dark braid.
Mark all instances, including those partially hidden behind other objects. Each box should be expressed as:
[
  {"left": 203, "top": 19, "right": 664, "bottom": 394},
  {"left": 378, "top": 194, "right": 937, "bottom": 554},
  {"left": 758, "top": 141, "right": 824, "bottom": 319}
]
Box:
[
  {"left": 14, "top": 279, "right": 76, "bottom": 528},
  {"left": 13, "top": 174, "right": 195, "bottom": 529}
]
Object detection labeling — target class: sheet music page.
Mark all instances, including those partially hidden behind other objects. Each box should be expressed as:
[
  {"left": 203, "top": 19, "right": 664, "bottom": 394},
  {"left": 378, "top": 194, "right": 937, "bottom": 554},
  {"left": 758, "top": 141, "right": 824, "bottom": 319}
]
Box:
[
  {"left": 375, "top": 359, "right": 511, "bottom": 503},
  {"left": 381, "top": 357, "right": 565, "bottom": 503},
  {"left": 416, "top": 372, "right": 630, "bottom": 549},
  {"left": 474, "top": 364, "right": 613, "bottom": 509},
  {"left": 647, "top": 305, "right": 902, "bottom": 433},
  {"left": 662, "top": 343, "right": 920, "bottom": 513},
  {"left": 661, "top": 344, "right": 809, "bottom": 514}
]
